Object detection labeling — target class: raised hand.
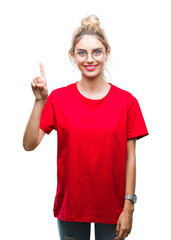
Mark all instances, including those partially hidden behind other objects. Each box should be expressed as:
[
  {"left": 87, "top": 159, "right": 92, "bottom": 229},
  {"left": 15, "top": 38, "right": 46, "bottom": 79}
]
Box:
[{"left": 31, "top": 62, "right": 48, "bottom": 100}]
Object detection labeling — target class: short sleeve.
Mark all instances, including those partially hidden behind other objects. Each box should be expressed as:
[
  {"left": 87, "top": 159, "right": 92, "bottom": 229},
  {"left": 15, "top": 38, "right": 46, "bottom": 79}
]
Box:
[
  {"left": 127, "top": 97, "right": 149, "bottom": 140},
  {"left": 39, "top": 92, "right": 57, "bottom": 135}
]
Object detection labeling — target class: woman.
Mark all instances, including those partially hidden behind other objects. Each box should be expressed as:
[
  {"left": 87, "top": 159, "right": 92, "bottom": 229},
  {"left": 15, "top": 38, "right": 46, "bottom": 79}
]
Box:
[{"left": 23, "top": 15, "right": 149, "bottom": 240}]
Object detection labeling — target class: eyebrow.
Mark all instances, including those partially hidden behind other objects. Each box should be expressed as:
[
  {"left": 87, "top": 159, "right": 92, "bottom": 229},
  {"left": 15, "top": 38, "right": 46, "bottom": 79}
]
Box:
[{"left": 76, "top": 48, "right": 103, "bottom": 51}]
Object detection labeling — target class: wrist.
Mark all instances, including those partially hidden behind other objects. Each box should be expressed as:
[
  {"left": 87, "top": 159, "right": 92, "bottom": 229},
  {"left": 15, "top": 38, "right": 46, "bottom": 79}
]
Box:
[
  {"left": 35, "top": 98, "right": 47, "bottom": 102},
  {"left": 123, "top": 199, "right": 134, "bottom": 213}
]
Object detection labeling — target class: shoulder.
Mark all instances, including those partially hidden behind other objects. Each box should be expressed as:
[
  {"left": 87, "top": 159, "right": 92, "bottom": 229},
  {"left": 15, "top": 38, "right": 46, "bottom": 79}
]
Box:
[
  {"left": 47, "top": 83, "right": 74, "bottom": 105},
  {"left": 113, "top": 84, "right": 136, "bottom": 106},
  {"left": 49, "top": 82, "right": 74, "bottom": 98},
  {"left": 111, "top": 85, "right": 137, "bottom": 110}
]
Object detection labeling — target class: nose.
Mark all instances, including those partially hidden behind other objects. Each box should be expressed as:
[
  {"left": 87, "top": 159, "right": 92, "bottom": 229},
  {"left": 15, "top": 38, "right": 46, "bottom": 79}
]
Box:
[{"left": 87, "top": 52, "right": 94, "bottom": 62}]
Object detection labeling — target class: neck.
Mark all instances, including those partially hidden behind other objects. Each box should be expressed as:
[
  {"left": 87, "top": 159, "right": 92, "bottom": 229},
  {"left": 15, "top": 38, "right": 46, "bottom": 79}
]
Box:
[{"left": 79, "top": 71, "right": 107, "bottom": 92}]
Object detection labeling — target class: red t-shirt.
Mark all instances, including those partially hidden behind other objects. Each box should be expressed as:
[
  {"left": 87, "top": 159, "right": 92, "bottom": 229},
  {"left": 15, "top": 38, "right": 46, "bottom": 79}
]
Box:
[{"left": 39, "top": 81, "right": 149, "bottom": 224}]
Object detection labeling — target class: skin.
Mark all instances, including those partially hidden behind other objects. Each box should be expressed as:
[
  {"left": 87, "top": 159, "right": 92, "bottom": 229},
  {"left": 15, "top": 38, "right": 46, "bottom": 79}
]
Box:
[
  {"left": 71, "top": 35, "right": 136, "bottom": 240},
  {"left": 23, "top": 63, "right": 46, "bottom": 151},
  {"left": 71, "top": 34, "right": 111, "bottom": 98},
  {"left": 114, "top": 138, "right": 136, "bottom": 240}
]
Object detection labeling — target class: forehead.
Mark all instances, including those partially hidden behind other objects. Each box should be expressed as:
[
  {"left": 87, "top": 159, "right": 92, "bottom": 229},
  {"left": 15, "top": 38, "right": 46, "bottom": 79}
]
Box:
[{"left": 75, "top": 35, "right": 104, "bottom": 50}]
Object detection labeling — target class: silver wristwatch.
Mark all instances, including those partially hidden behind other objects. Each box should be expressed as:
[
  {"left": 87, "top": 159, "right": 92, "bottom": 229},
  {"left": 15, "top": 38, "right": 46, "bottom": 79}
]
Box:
[{"left": 124, "top": 194, "right": 137, "bottom": 203}]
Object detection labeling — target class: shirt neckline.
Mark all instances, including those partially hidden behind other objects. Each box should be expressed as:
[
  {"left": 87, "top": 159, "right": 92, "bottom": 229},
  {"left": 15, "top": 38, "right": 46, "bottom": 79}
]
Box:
[{"left": 74, "top": 81, "right": 113, "bottom": 104}]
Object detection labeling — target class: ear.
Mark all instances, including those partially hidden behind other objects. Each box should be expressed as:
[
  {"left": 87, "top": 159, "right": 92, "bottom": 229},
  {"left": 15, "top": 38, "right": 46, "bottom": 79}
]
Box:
[
  {"left": 71, "top": 51, "right": 77, "bottom": 64},
  {"left": 105, "top": 49, "right": 110, "bottom": 61}
]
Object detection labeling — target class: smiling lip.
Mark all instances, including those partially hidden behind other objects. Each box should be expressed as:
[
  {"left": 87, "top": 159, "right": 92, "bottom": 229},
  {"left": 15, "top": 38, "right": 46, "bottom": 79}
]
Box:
[
  {"left": 84, "top": 65, "right": 97, "bottom": 66},
  {"left": 84, "top": 65, "right": 98, "bottom": 71}
]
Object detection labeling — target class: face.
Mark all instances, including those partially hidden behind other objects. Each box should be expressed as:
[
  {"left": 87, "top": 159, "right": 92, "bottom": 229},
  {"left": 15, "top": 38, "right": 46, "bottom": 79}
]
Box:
[{"left": 71, "top": 35, "right": 110, "bottom": 78}]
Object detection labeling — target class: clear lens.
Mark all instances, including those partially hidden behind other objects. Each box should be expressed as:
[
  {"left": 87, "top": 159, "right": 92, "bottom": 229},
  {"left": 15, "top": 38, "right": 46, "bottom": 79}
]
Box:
[
  {"left": 76, "top": 49, "right": 104, "bottom": 61},
  {"left": 77, "top": 50, "right": 86, "bottom": 57}
]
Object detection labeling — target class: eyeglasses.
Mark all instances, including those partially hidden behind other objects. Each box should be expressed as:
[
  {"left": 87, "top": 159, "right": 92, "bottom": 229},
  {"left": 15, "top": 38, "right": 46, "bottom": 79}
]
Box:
[{"left": 74, "top": 48, "right": 105, "bottom": 62}]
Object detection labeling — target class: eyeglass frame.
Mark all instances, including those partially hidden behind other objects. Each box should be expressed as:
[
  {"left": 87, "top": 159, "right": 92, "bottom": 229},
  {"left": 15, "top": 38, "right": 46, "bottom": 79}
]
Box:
[{"left": 74, "top": 48, "right": 106, "bottom": 61}]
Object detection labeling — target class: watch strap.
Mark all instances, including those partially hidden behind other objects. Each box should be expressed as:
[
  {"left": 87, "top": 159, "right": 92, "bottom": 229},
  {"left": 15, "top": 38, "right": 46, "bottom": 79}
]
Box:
[{"left": 124, "top": 194, "right": 137, "bottom": 203}]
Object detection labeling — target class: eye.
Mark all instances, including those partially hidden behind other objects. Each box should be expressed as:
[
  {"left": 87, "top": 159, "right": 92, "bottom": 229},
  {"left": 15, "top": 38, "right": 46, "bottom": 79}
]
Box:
[
  {"left": 78, "top": 51, "right": 86, "bottom": 56},
  {"left": 93, "top": 49, "right": 102, "bottom": 55}
]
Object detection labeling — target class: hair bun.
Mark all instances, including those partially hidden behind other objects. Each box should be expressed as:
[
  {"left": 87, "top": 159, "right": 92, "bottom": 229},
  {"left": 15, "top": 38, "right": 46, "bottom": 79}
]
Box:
[{"left": 81, "top": 15, "right": 100, "bottom": 27}]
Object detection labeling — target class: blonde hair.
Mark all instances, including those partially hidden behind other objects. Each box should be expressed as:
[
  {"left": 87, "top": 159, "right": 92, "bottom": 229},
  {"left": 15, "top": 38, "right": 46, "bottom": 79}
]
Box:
[{"left": 68, "top": 14, "right": 111, "bottom": 81}]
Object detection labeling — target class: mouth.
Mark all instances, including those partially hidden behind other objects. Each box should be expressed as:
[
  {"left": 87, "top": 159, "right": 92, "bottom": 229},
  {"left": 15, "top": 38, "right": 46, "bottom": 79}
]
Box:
[{"left": 84, "top": 65, "right": 98, "bottom": 71}]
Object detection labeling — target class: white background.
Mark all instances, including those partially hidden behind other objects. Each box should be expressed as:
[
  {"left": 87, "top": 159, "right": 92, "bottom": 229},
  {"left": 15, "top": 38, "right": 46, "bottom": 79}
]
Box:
[{"left": 0, "top": 0, "right": 170, "bottom": 239}]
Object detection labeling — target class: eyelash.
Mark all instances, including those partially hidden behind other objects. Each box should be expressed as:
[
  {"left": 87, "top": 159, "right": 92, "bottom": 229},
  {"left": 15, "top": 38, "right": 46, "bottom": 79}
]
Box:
[{"left": 78, "top": 50, "right": 101, "bottom": 54}]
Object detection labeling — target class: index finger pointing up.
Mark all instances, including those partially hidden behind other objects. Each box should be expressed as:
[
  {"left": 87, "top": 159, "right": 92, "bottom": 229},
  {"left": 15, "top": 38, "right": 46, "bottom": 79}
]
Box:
[{"left": 39, "top": 62, "right": 45, "bottom": 78}]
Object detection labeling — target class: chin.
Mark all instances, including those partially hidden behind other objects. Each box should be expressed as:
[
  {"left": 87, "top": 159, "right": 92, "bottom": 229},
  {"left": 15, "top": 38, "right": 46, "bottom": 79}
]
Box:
[
  {"left": 83, "top": 69, "right": 103, "bottom": 78},
  {"left": 82, "top": 72, "right": 99, "bottom": 78}
]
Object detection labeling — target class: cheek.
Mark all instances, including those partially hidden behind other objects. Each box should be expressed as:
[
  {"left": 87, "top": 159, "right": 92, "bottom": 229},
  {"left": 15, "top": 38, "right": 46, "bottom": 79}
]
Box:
[{"left": 77, "top": 64, "right": 83, "bottom": 71}]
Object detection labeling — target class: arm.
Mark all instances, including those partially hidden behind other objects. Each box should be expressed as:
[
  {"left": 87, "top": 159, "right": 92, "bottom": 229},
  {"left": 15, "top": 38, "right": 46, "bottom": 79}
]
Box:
[
  {"left": 115, "top": 138, "right": 136, "bottom": 240},
  {"left": 23, "top": 99, "right": 46, "bottom": 151},
  {"left": 23, "top": 62, "right": 48, "bottom": 151},
  {"left": 123, "top": 137, "right": 136, "bottom": 213}
]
